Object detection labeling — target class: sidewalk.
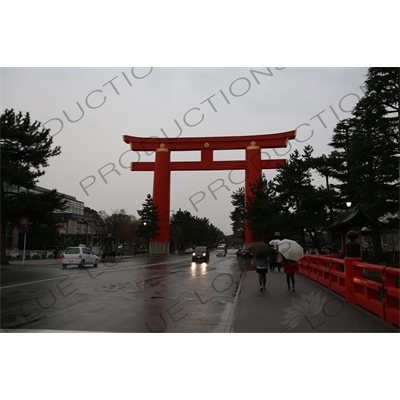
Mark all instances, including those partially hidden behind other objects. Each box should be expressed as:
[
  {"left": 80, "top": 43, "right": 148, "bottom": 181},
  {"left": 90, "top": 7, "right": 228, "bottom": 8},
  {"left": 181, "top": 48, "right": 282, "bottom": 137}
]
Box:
[{"left": 230, "top": 268, "right": 399, "bottom": 333}]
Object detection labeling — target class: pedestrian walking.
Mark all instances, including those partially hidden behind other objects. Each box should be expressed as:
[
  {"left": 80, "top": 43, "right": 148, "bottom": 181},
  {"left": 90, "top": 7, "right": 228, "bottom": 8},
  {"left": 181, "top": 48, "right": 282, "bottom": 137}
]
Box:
[
  {"left": 253, "top": 251, "right": 269, "bottom": 291},
  {"left": 276, "top": 251, "right": 282, "bottom": 272},
  {"left": 269, "top": 246, "right": 277, "bottom": 271},
  {"left": 283, "top": 256, "right": 298, "bottom": 291},
  {"left": 53, "top": 246, "right": 58, "bottom": 260}
]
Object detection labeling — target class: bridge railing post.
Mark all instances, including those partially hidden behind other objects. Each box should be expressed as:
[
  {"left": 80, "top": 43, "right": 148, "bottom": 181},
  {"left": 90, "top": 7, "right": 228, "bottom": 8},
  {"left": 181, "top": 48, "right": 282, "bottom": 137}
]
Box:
[
  {"left": 344, "top": 258, "right": 360, "bottom": 303},
  {"left": 344, "top": 230, "right": 362, "bottom": 303}
]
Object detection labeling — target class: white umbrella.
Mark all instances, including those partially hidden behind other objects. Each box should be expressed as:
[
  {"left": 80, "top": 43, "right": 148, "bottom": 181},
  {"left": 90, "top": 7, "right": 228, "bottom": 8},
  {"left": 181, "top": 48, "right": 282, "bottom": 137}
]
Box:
[
  {"left": 278, "top": 239, "right": 304, "bottom": 261},
  {"left": 269, "top": 239, "right": 281, "bottom": 247}
]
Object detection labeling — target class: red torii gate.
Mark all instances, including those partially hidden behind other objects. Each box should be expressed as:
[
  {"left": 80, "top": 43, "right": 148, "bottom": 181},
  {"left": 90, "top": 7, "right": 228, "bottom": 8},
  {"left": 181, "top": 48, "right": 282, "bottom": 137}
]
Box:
[{"left": 123, "top": 130, "right": 296, "bottom": 254}]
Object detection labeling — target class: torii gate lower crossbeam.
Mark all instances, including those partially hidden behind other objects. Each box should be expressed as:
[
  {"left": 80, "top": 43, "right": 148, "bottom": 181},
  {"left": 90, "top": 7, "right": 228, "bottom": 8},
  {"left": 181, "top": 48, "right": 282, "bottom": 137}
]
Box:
[{"left": 123, "top": 131, "right": 296, "bottom": 254}]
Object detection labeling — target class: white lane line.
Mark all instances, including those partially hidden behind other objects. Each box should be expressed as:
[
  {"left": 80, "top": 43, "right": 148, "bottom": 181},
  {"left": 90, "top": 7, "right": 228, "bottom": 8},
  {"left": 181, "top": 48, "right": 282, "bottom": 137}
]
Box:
[
  {"left": 0, "top": 259, "right": 190, "bottom": 290},
  {"left": 1, "top": 276, "right": 72, "bottom": 290}
]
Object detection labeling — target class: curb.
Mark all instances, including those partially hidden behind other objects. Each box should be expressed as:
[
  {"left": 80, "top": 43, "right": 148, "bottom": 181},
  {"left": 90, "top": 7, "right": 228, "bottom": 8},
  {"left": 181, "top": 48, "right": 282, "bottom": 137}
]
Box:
[{"left": 224, "top": 271, "right": 246, "bottom": 333}]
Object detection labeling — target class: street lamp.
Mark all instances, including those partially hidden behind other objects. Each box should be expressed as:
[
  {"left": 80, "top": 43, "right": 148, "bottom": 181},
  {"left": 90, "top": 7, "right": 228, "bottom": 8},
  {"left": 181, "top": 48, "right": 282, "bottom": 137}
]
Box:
[
  {"left": 143, "top": 222, "right": 148, "bottom": 254},
  {"left": 346, "top": 201, "right": 352, "bottom": 208},
  {"left": 140, "top": 221, "right": 147, "bottom": 253}
]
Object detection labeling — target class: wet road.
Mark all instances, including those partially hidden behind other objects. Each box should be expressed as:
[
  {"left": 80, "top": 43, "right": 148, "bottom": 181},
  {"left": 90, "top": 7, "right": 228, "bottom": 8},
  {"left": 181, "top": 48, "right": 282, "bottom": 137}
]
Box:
[{"left": 1, "top": 251, "right": 243, "bottom": 333}]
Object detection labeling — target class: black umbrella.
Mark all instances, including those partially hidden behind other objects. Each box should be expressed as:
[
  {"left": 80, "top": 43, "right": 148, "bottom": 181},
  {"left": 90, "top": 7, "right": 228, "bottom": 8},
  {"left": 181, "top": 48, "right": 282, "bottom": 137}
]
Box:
[{"left": 245, "top": 242, "right": 271, "bottom": 257}]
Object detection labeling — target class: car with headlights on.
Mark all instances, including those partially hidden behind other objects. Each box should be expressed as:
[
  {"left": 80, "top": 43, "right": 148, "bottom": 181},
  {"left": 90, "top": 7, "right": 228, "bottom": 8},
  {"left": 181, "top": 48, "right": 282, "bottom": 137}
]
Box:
[{"left": 192, "top": 246, "right": 210, "bottom": 262}]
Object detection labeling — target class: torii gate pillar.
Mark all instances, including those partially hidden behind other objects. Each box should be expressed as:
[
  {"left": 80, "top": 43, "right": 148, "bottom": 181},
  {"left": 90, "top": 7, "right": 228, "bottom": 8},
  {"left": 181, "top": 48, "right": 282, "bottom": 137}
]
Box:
[
  {"left": 245, "top": 143, "right": 262, "bottom": 242},
  {"left": 152, "top": 145, "right": 171, "bottom": 255},
  {"left": 123, "top": 131, "right": 296, "bottom": 254}
]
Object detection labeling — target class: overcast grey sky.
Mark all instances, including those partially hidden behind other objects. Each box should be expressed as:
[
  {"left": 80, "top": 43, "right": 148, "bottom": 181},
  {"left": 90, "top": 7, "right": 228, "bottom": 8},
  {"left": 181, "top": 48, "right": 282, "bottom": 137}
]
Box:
[{"left": 2, "top": 67, "right": 368, "bottom": 233}]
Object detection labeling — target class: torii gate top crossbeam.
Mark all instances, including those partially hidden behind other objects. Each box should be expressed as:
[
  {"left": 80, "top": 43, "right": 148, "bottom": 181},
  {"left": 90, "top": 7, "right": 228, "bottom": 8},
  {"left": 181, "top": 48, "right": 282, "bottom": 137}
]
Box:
[
  {"left": 122, "top": 130, "right": 296, "bottom": 151},
  {"left": 122, "top": 130, "right": 297, "bottom": 247}
]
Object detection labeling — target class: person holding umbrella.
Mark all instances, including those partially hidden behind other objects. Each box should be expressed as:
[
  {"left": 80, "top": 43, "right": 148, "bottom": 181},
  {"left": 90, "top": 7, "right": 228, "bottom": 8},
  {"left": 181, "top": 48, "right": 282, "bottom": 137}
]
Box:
[
  {"left": 246, "top": 242, "right": 271, "bottom": 292},
  {"left": 283, "top": 256, "right": 299, "bottom": 291},
  {"left": 253, "top": 250, "right": 269, "bottom": 291},
  {"left": 277, "top": 239, "right": 304, "bottom": 292}
]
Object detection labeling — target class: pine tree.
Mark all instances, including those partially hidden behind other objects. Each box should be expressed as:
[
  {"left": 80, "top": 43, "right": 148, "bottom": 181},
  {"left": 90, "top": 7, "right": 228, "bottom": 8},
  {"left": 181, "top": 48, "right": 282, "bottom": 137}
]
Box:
[
  {"left": 137, "top": 194, "right": 160, "bottom": 243},
  {"left": 1, "top": 109, "right": 66, "bottom": 265},
  {"left": 307, "top": 153, "right": 341, "bottom": 222},
  {"left": 170, "top": 209, "right": 197, "bottom": 249},
  {"left": 273, "top": 146, "right": 328, "bottom": 249},
  {"left": 229, "top": 187, "right": 245, "bottom": 239},
  {"left": 170, "top": 209, "right": 224, "bottom": 249},
  {"left": 246, "top": 175, "right": 277, "bottom": 241},
  {"left": 328, "top": 67, "right": 399, "bottom": 255}
]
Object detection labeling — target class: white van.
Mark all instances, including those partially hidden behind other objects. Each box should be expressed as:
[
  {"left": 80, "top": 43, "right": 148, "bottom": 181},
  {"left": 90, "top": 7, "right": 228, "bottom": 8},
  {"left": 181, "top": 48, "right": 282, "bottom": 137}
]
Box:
[{"left": 216, "top": 245, "right": 227, "bottom": 257}]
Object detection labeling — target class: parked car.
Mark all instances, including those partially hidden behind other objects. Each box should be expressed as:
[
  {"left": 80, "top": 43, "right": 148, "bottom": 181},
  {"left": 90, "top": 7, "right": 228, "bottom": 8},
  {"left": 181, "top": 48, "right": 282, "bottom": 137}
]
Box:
[
  {"left": 236, "top": 248, "right": 252, "bottom": 258},
  {"left": 61, "top": 246, "right": 99, "bottom": 268},
  {"left": 192, "top": 246, "right": 210, "bottom": 262},
  {"left": 216, "top": 245, "right": 227, "bottom": 257}
]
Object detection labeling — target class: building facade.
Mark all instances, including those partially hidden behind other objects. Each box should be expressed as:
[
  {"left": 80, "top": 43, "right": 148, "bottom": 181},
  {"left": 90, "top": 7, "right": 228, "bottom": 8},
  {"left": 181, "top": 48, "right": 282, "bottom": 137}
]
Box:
[{"left": 5, "top": 185, "right": 99, "bottom": 249}]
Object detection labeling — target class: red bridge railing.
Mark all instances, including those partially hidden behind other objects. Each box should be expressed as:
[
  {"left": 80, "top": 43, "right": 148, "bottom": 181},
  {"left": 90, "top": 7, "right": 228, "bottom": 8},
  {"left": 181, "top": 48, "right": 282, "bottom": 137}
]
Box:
[{"left": 297, "top": 255, "right": 400, "bottom": 327}]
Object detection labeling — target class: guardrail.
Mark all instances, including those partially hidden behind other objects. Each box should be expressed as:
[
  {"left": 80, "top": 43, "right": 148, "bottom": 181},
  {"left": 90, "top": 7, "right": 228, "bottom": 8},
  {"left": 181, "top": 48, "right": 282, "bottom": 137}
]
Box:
[
  {"left": 6, "top": 249, "right": 54, "bottom": 260},
  {"left": 298, "top": 254, "right": 400, "bottom": 327}
]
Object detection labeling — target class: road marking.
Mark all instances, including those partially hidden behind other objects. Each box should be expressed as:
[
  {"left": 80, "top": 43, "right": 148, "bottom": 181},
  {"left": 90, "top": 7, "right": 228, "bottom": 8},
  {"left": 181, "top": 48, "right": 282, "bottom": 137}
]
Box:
[
  {"left": 0, "top": 259, "right": 190, "bottom": 290},
  {"left": 1, "top": 276, "right": 72, "bottom": 290}
]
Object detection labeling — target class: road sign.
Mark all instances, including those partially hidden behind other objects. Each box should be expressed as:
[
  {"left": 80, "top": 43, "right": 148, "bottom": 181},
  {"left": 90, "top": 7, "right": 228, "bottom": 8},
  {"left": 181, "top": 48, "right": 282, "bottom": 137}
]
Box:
[
  {"left": 19, "top": 225, "right": 29, "bottom": 234},
  {"left": 20, "top": 217, "right": 29, "bottom": 225}
]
